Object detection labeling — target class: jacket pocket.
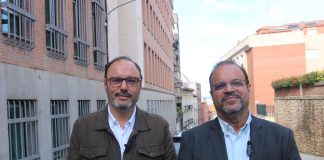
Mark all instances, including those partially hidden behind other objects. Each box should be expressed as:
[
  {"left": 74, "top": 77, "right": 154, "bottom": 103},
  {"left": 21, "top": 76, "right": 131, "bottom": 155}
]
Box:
[
  {"left": 137, "top": 145, "right": 165, "bottom": 158},
  {"left": 80, "top": 147, "right": 107, "bottom": 159}
]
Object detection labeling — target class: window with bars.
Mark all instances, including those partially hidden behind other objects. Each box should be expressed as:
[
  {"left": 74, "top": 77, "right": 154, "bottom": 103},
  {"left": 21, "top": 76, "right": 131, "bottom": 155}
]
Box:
[
  {"left": 45, "top": 0, "right": 68, "bottom": 60},
  {"left": 7, "top": 99, "right": 40, "bottom": 160},
  {"left": 97, "top": 100, "right": 106, "bottom": 111},
  {"left": 50, "top": 100, "right": 69, "bottom": 160},
  {"left": 256, "top": 103, "right": 267, "bottom": 116},
  {"left": 92, "top": 0, "right": 106, "bottom": 70},
  {"left": 78, "top": 100, "right": 90, "bottom": 116},
  {"left": 1, "top": 0, "right": 36, "bottom": 50},
  {"left": 147, "top": 100, "right": 151, "bottom": 113},
  {"left": 73, "top": 0, "right": 89, "bottom": 66}
]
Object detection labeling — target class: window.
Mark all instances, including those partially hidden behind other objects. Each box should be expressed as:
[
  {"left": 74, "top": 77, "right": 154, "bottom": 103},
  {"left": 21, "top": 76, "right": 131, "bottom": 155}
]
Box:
[
  {"left": 45, "top": 0, "right": 68, "bottom": 60},
  {"left": 306, "top": 49, "right": 320, "bottom": 59},
  {"left": 184, "top": 118, "right": 193, "bottom": 128},
  {"left": 1, "top": 0, "right": 36, "bottom": 50},
  {"left": 147, "top": 100, "right": 152, "bottom": 113},
  {"left": 287, "top": 24, "right": 299, "bottom": 30},
  {"left": 92, "top": 0, "right": 106, "bottom": 70},
  {"left": 78, "top": 100, "right": 90, "bottom": 116},
  {"left": 73, "top": 0, "right": 89, "bottom": 66},
  {"left": 50, "top": 100, "right": 69, "bottom": 160},
  {"left": 256, "top": 103, "right": 267, "bottom": 116},
  {"left": 305, "top": 22, "right": 316, "bottom": 27},
  {"left": 97, "top": 100, "right": 106, "bottom": 110},
  {"left": 153, "top": 100, "right": 157, "bottom": 114},
  {"left": 7, "top": 100, "right": 40, "bottom": 160},
  {"left": 306, "top": 29, "right": 318, "bottom": 35}
]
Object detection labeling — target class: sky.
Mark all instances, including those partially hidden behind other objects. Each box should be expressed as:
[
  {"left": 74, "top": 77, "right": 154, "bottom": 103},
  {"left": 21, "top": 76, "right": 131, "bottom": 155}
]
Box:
[{"left": 173, "top": 0, "right": 324, "bottom": 99}]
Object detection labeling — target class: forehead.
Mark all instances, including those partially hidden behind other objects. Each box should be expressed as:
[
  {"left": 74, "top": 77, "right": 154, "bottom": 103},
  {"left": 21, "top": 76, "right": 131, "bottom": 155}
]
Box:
[
  {"left": 107, "top": 60, "right": 140, "bottom": 77},
  {"left": 211, "top": 64, "right": 245, "bottom": 82}
]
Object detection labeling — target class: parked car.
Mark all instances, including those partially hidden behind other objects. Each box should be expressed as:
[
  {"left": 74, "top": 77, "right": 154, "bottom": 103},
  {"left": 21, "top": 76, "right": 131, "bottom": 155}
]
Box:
[{"left": 173, "top": 131, "right": 182, "bottom": 155}]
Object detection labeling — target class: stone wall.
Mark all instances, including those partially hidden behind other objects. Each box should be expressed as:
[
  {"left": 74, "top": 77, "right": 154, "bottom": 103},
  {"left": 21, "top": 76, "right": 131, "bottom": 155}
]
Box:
[{"left": 275, "top": 96, "right": 324, "bottom": 156}]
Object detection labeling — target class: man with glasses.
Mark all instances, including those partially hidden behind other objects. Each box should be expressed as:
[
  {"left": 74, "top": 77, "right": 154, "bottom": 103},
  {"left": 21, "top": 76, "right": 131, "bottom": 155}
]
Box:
[
  {"left": 178, "top": 61, "right": 301, "bottom": 160},
  {"left": 68, "top": 56, "right": 176, "bottom": 160}
]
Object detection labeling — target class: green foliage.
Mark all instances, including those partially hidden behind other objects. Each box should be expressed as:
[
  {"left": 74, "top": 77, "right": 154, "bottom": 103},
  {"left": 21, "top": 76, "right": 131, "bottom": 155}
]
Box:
[
  {"left": 272, "top": 70, "right": 324, "bottom": 90},
  {"left": 176, "top": 106, "right": 183, "bottom": 114}
]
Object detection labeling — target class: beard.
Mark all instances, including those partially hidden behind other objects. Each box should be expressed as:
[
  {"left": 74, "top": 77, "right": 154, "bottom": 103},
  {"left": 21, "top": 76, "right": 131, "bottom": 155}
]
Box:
[
  {"left": 111, "top": 100, "right": 133, "bottom": 110},
  {"left": 213, "top": 93, "right": 245, "bottom": 114},
  {"left": 215, "top": 99, "right": 244, "bottom": 114},
  {"left": 108, "top": 91, "right": 137, "bottom": 110}
]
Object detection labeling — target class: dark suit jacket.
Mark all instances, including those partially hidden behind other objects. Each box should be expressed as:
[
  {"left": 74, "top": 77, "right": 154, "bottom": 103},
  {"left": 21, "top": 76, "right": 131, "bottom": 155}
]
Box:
[{"left": 178, "top": 116, "right": 301, "bottom": 160}]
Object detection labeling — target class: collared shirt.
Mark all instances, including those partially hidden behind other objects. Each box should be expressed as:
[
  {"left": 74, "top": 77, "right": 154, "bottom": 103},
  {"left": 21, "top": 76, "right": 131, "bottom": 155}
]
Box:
[
  {"left": 218, "top": 114, "right": 252, "bottom": 160},
  {"left": 108, "top": 106, "right": 136, "bottom": 160}
]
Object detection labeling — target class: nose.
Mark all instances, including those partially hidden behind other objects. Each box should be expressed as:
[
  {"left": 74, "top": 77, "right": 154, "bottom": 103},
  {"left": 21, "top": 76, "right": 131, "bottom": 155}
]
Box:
[
  {"left": 223, "top": 83, "right": 235, "bottom": 92},
  {"left": 120, "top": 79, "right": 128, "bottom": 90}
]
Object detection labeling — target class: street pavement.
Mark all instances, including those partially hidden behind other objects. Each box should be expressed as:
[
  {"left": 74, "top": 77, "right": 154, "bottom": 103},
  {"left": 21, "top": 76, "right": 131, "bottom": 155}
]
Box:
[{"left": 301, "top": 153, "right": 324, "bottom": 160}]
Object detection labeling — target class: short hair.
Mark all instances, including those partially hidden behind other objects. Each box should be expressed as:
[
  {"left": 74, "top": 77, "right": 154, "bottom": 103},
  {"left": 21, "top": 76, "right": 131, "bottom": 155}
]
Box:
[
  {"left": 104, "top": 56, "right": 143, "bottom": 80},
  {"left": 209, "top": 61, "right": 249, "bottom": 88}
]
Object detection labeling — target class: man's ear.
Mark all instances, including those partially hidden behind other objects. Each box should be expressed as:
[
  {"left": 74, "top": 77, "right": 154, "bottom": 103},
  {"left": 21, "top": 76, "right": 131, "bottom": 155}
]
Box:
[{"left": 247, "top": 83, "right": 251, "bottom": 92}]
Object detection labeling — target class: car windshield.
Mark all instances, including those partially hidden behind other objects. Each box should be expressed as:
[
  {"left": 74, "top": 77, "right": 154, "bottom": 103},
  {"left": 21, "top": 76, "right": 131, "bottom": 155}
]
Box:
[
  {"left": 173, "top": 136, "right": 181, "bottom": 155},
  {"left": 173, "top": 131, "right": 182, "bottom": 155}
]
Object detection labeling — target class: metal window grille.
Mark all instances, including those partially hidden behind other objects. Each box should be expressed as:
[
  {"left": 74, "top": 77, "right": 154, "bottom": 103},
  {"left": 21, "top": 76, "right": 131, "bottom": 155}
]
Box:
[
  {"left": 50, "top": 100, "right": 69, "bottom": 160},
  {"left": 1, "top": 0, "right": 36, "bottom": 50},
  {"left": 73, "top": 0, "right": 89, "bottom": 66},
  {"left": 7, "top": 99, "right": 40, "bottom": 160},
  {"left": 97, "top": 100, "right": 106, "bottom": 111},
  {"left": 256, "top": 104, "right": 267, "bottom": 116},
  {"left": 78, "top": 100, "right": 90, "bottom": 116},
  {"left": 45, "top": 0, "right": 68, "bottom": 60},
  {"left": 92, "top": 0, "right": 106, "bottom": 70},
  {"left": 94, "top": 50, "right": 105, "bottom": 70},
  {"left": 154, "top": 100, "right": 157, "bottom": 114},
  {"left": 146, "top": 100, "right": 150, "bottom": 113}
]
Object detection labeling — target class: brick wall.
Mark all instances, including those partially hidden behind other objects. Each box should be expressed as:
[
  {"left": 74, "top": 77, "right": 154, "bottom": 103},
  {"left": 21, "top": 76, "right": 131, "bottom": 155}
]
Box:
[
  {"left": 275, "top": 96, "right": 324, "bottom": 156},
  {"left": 0, "top": 0, "right": 106, "bottom": 81}
]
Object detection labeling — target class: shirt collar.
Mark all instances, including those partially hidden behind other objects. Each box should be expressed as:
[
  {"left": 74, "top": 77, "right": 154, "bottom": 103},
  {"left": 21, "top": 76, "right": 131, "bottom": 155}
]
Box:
[
  {"left": 108, "top": 106, "right": 137, "bottom": 128},
  {"left": 218, "top": 113, "right": 252, "bottom": 135}
]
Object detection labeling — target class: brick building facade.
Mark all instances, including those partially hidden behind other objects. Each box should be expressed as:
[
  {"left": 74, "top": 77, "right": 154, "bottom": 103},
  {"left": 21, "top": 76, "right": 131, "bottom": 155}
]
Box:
[
  {"left": 1, "top": 0, "right": 177, "bottom": 159},
  {"left": 0, "top": 0, "right": 107, "bottom": 159},
  {"left": 106, "top": 0, "right": 177, "bottom": 133},
  {"left": 221, "top": 20, "right": 324, "bottom": 114}
]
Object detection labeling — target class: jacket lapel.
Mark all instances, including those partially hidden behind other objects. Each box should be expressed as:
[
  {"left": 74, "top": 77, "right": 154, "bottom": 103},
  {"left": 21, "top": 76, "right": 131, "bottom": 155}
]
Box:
[
  {"left": 94, "top": 107, "right": 109, "bottom": 131},
  {"left": 130, "top": 107, "right": 150, "bottom": 137},
  {"left": 249, "top": 116, "right": 265, "bottom": 160},
  {"left": 209, "top": 118, "right": 228, "bottom": 160}
]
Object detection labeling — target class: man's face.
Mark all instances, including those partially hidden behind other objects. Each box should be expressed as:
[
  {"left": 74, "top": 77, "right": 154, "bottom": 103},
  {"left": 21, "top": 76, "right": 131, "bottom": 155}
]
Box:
[
  {"left": 105, "top": 60, "right": 141, "bottom": 110},
  {"left": 209, "top": 64, "right": 250, "bottom": 115}
]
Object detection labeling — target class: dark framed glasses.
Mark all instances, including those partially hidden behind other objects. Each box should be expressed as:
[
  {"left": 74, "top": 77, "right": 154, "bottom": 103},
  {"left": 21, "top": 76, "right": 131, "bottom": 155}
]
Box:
[
  {"left": 107, "top": 77, "right": 141, "bottom": 87},
  {"left": 212, "top": 79, "right": 247, "bottom": 91}
]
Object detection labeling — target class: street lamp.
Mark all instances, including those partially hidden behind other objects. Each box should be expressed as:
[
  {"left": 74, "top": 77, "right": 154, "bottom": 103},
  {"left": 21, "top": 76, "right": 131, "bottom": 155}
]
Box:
[{"left": 105, "top": 0, "right": 136, "bottom": 63}]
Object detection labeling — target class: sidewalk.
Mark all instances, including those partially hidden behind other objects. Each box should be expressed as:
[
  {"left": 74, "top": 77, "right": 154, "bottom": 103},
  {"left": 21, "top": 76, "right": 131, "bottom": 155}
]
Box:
[{"left": 301, "top": 153, "right": 324, "bottom": 160}]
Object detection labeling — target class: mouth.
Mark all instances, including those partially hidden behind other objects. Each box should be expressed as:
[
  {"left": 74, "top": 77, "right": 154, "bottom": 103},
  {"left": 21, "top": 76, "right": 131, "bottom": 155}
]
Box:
[
  {"left": 221, "top": 94, "right": 240, "bottom": 102},
  {"left": 117, "top": 96, "right": 130, "bottom": 101},
  {"left": 115, "top": 93, "right": 132, "bottom": 100}
]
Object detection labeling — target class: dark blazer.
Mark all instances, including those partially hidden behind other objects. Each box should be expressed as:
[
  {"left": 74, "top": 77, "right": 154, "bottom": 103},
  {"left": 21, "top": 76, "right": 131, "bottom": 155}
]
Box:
[
  {"left": 68, "top": 106, "right": 176, "bottom": 160},
  {"left": 178, "top": 116, "right": 301, "bottom": 160}
]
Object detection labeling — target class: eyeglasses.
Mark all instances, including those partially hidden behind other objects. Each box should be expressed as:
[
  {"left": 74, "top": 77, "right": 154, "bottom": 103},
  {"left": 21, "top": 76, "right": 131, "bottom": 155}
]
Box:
[
  {"left": 212, "top": 79, "right": 247, "bottom": 91},
  {"left": 107, "top": 77, "right": 141, "bottom": 87}
]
